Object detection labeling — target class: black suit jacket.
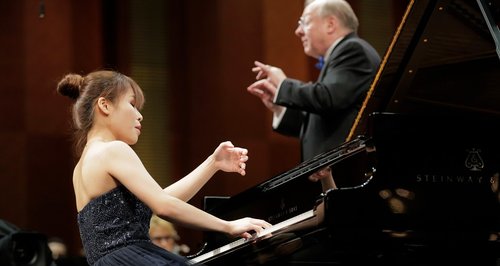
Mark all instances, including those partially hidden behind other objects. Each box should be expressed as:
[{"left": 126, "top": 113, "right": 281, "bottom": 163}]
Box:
[{"left": 274, "top": 32, "right": 381, "bottom": 161}]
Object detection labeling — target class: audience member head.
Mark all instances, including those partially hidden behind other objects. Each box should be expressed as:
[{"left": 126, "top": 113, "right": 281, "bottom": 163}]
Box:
[
  {"left": 47, "top": 237, "right": 67, "bottom": 260},
  {"left": 149, "top": 215, "right": 180, "bottom": 253}
]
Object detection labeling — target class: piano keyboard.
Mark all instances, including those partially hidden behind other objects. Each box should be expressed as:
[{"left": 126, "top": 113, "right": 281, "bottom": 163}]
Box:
[{"left": 189, "top": 209, "right": 316, "bottom": 264}]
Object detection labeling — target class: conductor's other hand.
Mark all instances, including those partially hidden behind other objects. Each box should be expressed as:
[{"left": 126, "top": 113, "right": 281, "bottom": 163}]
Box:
[
  {"left": 252, "top": 61, "right": 286, "bottom": 86},
  {"left": 309, "top": 166, "right": 337, "bottom": 191},
  {"left": 309, "top": 166, "right": 332, "bottom": 182},
  {"left": 247, "top": 79, "right": 281, "bottom": 113}
]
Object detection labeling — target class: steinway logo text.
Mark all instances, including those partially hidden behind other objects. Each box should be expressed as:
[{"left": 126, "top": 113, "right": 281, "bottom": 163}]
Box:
[
  {"left": 416, "top": 174, "right": 484, "bottom": 184},
  {"left": 416, "top": 148, "right": 486, "bottom": 184}
]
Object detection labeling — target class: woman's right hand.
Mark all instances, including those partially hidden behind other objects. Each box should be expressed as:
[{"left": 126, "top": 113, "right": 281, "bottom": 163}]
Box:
[
  {"left": 226, "top": 217, "right": 272, "bottom": 239},
  {"left": 212, "top": 141, "right": 249, "bottom": 176}
]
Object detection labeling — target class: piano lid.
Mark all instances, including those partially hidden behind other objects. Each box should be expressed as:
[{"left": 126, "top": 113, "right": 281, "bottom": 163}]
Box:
[{"left": 348, "top": 0, "right": 500, "bottom": 141}]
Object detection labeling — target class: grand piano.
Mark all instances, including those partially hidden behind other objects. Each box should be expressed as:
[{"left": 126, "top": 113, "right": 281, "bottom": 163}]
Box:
[{"left": 189, "top": 0, "right": 500, "bottom": 265}]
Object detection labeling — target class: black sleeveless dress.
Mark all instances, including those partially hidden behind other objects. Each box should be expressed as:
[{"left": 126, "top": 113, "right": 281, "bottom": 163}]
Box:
[{"left": 77, "top": 185, "right": 190, "bottom": 265}]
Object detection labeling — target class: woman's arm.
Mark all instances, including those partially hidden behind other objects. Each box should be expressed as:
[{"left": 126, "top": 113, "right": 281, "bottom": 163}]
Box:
[
  {"left": 105, "top": 141, "right": 267, "bottom": 238},
  {"left": 163, "top": 141, "right": 248, "bottom": 201}
]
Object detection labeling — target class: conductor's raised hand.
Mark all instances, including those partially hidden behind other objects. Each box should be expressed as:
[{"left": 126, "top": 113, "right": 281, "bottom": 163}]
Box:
[
  {"left": 213, "top": 141, "right": 249, "bottom": 176},
  {"left": 252, "top": 61, "right": 287, "bottom": 87}
]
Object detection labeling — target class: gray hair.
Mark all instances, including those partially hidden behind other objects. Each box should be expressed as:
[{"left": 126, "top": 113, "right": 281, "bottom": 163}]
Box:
[{"left": 315, "top": 0, "right": 359, "bottom": 33}]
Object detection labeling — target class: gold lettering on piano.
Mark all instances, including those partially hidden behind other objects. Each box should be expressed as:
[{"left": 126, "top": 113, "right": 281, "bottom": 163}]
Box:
[
  {"left": 416, "top": 174, "right": 484, "bottom": 184},
  {"left": 414, "top": 148, "right": 490, "bottom": 184},
  {"left": 268, "top": 206, "right": 299, "bottom": 223}
]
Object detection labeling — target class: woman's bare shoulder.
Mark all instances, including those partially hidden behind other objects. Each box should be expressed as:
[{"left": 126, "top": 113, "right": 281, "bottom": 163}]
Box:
[{"left": 76, "top": 141, "right": 130, "bottom": 197}]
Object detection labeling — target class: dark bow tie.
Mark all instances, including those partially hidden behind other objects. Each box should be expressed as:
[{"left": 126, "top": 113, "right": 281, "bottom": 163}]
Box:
[{"left": 315, "top": 56, "right": 325, "bottom": 70}]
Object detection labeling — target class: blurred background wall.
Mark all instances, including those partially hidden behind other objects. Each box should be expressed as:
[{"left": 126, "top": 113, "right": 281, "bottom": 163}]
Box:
[{"left": 0, "top": 0, "right": 408, "bottom": 257}]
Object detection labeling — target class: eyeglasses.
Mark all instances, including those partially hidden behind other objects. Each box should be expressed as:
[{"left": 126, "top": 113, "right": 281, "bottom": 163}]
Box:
[
  {"left": 298, "top": 17, "right": 306, "bottom": 28},
  {"left": 152, "top": 236, "right": 175, "bottom": 242}
]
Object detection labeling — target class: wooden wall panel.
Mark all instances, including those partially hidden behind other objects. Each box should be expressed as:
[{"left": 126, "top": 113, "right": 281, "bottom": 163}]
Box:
[
  {"left": 165, "top": 0, "right": 306, "bottom": 251},
  {"left": 0, "top": 1, "right": 28, "bottom": 228},
  {"left": 0, "top": 0, "right": 103, "bottom": 256},
  {"left": 173, "top": 0, "right": 305, "bottom": 200}
]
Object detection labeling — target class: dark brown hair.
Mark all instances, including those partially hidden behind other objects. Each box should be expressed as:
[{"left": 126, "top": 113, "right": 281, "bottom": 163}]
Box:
[{"left": 57, "top": 70, "right": 145, "bottom": 155}]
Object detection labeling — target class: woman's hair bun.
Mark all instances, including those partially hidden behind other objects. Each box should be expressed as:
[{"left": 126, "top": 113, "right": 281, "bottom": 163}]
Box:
[{"left": 56, "top": 74, "right": 84, "bottom": 100}]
